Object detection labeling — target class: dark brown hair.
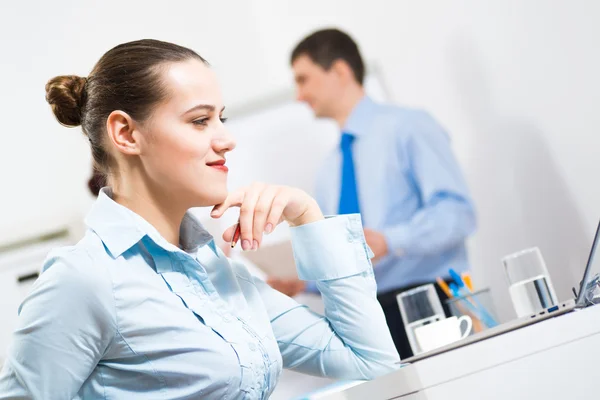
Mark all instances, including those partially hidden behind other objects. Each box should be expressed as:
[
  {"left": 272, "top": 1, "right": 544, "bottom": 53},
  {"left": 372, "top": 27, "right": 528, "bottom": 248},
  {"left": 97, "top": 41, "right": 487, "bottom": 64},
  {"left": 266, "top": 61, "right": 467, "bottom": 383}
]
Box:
[
  {"left": 87, "top": 167, "right": 106, "bottom": 197},
  {"left": 45, "top": 39, "right": 207, "bottom": 176},
  {"left": 291, "top": 28, "right": 365, "bottom": 84}
]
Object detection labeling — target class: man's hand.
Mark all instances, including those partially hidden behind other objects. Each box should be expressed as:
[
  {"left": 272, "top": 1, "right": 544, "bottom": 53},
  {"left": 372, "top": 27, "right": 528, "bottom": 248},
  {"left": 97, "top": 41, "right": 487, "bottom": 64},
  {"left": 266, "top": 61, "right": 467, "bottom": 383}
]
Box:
[
  {"left": 364, "top": 228, "right": 389, "bottom": 264},
  {"left": 267, "top": 277, "right": 306, "bottom": 297}
]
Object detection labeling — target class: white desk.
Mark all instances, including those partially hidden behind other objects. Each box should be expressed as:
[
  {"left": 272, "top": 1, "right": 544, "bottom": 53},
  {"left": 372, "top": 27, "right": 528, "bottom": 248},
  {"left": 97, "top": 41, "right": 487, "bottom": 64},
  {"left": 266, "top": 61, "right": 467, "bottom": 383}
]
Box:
[{"left": 322, "top": 304, "right": 600, "bottom": 400}]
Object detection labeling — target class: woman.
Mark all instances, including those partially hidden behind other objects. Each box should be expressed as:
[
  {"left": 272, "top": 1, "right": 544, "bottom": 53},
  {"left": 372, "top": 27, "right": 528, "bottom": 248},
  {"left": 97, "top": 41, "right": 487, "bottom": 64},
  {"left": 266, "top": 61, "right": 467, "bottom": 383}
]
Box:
[{"left": 0, "top": 39, "right": 399, "bottom": 399}]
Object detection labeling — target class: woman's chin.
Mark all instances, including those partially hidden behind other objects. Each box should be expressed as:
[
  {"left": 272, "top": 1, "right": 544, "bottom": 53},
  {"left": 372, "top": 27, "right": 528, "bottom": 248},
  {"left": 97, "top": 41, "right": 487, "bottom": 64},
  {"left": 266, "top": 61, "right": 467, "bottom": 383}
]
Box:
[{"left": 192, "top": 189, "right": 228, "bottom": 208}]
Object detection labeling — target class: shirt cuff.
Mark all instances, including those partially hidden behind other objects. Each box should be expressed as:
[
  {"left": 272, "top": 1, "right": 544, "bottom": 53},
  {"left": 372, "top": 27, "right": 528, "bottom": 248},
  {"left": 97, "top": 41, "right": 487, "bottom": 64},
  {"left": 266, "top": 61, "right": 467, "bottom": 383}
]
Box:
[
  {"left": 383, "top": 224, "right": 410, "bottom": 258},
  {"left": 289, "top": 214, "right": 374, "bottom": 281}
]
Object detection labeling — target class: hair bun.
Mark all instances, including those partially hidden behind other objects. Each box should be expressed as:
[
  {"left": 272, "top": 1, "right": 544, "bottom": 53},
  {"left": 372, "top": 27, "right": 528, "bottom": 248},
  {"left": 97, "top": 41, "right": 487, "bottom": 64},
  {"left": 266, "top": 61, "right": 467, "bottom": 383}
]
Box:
[{"left": 45, "top": 75, "right": 87, "bottom": 127}]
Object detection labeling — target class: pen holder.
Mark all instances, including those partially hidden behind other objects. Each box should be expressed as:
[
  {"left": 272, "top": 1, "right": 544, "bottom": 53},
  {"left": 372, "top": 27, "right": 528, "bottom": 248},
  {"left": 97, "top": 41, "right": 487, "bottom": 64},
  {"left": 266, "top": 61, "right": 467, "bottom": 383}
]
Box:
[{"left": 445, "top": 288, "right": 498, "bottom": 334}]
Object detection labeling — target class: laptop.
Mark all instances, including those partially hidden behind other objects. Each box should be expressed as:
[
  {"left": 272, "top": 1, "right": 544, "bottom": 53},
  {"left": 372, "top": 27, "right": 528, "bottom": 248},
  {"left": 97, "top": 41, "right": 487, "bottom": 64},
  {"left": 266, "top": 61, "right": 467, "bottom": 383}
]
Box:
[{"left": 405, "top": 219, "right": 600, "bottom": 363}]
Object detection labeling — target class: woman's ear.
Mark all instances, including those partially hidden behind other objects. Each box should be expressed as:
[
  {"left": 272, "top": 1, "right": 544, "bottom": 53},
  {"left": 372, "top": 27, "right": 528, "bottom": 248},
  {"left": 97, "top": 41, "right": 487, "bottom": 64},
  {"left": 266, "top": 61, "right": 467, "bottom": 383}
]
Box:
[{"left": 106, "top": 110, "right": 140, "bottom": 156}]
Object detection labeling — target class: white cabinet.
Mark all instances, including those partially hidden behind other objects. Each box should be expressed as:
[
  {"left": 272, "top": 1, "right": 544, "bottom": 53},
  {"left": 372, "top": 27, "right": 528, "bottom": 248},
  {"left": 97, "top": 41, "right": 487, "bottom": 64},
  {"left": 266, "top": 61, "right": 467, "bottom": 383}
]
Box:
[{"left": 0, "top": 236, "right": 71, "bottom": 364}]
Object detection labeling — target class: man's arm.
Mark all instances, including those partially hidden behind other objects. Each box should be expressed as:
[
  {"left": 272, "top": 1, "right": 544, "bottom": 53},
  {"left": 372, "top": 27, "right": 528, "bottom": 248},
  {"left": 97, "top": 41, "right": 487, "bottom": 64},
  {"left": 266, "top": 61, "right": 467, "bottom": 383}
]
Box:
[{"left": 382, "top": 110, "right": 476, "bottom": 257}]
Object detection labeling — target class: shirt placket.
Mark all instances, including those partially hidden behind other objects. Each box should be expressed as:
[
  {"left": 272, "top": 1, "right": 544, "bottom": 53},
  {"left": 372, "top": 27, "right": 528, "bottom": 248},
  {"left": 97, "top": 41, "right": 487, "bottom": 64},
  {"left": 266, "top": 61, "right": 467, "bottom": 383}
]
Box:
[{"left": 178, "top": 253, "right": 273, "bottom": 398}]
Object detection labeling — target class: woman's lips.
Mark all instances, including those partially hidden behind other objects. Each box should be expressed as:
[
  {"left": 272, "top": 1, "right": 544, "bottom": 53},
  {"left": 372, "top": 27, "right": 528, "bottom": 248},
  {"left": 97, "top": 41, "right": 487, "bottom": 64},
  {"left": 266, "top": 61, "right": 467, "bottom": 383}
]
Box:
[
  {"left": 210, "top": 165, "right": 228, "bottom": 173},
  {"left": 207, "top": 160, "right": 228, "bottom": 173}
]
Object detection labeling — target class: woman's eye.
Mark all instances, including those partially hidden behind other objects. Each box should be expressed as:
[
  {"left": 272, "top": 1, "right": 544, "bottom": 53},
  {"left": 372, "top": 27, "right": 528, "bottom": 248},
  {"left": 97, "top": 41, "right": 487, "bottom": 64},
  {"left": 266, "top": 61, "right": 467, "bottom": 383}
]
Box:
[
  {"left": 192, "top": 116, "right": 227, "bottom": 126},
  {"left": 192, "top": 118, "right": 209, "bottom": 126}
]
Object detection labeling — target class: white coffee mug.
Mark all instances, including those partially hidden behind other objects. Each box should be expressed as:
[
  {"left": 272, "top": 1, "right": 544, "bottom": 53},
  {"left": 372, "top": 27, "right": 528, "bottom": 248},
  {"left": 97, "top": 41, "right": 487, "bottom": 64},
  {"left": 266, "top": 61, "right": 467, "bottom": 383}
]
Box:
[{"left": 414, "top": 315, "right": 473, "bottom": 354}]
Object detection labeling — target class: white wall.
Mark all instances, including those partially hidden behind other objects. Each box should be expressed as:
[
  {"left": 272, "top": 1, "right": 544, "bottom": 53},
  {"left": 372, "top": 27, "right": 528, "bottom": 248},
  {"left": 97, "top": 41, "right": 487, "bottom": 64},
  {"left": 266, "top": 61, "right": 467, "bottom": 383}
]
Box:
[{"left": 1, "top": 0, "right": 599, "bottom": 327}]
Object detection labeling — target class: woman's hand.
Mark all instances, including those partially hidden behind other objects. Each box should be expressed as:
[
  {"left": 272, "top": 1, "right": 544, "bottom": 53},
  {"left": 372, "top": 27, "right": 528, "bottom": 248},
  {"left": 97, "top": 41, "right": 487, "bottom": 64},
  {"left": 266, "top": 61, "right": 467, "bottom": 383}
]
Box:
[{"left": 210, "top": 183, "right": 324, "bottom": 251}]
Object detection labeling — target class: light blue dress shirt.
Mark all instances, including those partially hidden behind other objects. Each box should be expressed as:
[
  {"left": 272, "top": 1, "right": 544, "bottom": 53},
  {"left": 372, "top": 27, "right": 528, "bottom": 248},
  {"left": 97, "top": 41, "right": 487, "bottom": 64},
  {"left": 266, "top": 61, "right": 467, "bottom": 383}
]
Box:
[
  {"left": 0, "top": 189, "right": 399, "bottom": 399},
  {"left": 315, "top": 96, "right": 476, "bottom": 294}
]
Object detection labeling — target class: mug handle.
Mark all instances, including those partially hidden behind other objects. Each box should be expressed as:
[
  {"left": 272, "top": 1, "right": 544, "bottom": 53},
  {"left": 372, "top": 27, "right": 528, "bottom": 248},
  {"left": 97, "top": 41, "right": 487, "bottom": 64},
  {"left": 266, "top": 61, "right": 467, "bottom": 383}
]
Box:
[{"left": 458, "top": 315, "right": 473, "bottom": 339}]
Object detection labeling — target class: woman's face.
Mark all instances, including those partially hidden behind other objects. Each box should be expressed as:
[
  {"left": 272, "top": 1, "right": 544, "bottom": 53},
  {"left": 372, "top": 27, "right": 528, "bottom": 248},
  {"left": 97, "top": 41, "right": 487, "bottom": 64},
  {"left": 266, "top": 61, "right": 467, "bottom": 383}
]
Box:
[{"left": 137, "top": 59, "right": 235, "bottom": 208}]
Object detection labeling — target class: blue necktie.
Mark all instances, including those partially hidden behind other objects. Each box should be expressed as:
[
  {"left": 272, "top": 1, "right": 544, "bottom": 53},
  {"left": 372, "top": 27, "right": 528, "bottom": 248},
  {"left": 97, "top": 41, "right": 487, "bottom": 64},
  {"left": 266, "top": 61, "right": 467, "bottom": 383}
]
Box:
[{"left": 338, "top": 132, "right": 361, "bottom": 215}]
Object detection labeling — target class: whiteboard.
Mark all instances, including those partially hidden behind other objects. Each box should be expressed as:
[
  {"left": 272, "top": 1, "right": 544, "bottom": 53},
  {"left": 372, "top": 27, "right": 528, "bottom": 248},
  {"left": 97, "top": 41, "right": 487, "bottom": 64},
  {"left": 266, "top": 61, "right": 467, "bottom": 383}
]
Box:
[{"left": 192, "top": 67, "right": 389, "bottom": 245}]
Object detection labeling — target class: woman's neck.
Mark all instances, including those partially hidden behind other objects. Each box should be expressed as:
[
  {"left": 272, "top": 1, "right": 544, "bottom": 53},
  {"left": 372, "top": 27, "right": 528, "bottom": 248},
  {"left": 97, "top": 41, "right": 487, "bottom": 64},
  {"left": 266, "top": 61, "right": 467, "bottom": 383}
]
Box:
[{"left": 112, "top": 174, "right": 185, "bottom": 248}]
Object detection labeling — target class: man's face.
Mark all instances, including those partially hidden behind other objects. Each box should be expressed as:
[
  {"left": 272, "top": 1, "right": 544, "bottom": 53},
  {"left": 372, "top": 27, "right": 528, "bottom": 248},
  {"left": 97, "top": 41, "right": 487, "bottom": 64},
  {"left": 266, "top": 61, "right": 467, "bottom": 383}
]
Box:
[{"left": 292, "top": 54, "right": 343, "bottom": 118}]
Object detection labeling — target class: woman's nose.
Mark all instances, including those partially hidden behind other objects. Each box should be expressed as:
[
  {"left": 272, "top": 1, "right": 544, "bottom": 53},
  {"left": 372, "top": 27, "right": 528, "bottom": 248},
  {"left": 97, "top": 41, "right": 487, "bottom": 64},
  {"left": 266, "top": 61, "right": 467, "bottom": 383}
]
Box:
[{"left": 213, "top": 128, "right": 236, "bottom": 153}]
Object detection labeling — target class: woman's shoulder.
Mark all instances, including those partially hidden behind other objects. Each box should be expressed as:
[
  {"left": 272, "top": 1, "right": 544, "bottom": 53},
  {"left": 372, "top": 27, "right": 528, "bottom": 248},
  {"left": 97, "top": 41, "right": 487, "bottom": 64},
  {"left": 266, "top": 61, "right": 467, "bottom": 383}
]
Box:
[
  {"left": 14, "top": 231, "right": 117, "bottom": 329},
  {"left": 40, "top": 232, "right": 114, "bottom": 296},
  {"left": 14, "top": 233, "right": 118, "bottom": 345}
]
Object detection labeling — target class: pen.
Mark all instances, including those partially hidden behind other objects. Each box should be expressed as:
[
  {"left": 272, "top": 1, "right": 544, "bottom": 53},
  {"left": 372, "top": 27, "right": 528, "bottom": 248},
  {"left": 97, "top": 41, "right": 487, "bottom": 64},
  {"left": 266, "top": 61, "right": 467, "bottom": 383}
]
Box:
[
  {"left": 436, "top": 277, "right": 453, "bottom": 298},
  {"left": 449, "top": 282, "right": 461, "bottom": 298},
  {"left": 462, "top": 272, "right": 474, "bottom": 292},
  {"left": 449, "top": 269, "right": 466, "bottom": 290},
  {"left": 230, "top": 221, "right": 241, "bottom": 248}
]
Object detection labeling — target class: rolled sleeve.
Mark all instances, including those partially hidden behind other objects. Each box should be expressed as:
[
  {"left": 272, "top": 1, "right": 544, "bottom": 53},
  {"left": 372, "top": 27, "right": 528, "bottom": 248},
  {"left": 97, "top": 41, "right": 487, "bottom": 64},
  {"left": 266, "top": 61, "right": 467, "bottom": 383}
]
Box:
[{"left": 290, "top": 214, "right": 374, "bottom": 281}]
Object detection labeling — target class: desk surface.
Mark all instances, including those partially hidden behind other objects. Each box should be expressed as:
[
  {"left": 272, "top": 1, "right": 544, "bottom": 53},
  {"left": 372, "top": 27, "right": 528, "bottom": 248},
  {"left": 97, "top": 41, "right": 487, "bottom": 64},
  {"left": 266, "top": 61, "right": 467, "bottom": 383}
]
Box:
[{"left": 324, "top": 304, "right": 600, "bottom": 399}]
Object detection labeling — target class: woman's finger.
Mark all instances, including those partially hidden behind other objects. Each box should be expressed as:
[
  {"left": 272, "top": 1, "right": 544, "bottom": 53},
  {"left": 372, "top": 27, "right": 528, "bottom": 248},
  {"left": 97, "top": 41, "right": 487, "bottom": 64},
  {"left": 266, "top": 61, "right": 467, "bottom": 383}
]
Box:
[
  {"left": 253, "top": 185, "right": 279, "bottom": 247},
  {"left": 222, "top": 223, "right": 238, "bottom": 243},
  {"left": 265, "top": 190, "right": 290, "bottom": 234},
  {"left": 238, "top": 182, "right": 265, "bottom": 251},
  {"left": 211, "top": 189, "right": 245, "bottom": 218}
]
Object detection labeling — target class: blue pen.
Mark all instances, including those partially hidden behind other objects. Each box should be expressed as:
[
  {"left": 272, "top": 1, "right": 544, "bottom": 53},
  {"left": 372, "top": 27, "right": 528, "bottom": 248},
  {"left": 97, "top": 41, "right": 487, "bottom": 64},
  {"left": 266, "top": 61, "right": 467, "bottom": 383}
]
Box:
[
  {"left": 449, "top": 269, "right": 498, "bottom": 327},
  {"left": 448, "top": 282, "right": 461, "bottom": 298},
  {"left": 449, "top": 269, "right": 467, "bottom": 290}
]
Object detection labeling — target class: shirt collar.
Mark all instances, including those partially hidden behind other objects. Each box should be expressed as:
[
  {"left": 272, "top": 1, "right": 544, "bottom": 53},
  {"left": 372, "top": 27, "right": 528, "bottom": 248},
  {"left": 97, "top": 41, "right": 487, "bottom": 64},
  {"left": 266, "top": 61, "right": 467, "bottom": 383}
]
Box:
[
  {"left": 342, "top": 95, "right": 379, "bottom": 137},
  {"left": 85, "top": 188, "right": 215, "bottom": 258}
]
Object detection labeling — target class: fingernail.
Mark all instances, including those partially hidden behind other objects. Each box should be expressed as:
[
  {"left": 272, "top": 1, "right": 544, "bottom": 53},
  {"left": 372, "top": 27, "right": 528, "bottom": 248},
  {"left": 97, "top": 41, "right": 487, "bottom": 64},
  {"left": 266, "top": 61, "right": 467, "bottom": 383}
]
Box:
[
  {"left": 242, "top": 240, "right": 251, "bottom": 251},
  {"left": 265, "top": 223, "right": 273, "bottom": 234},
  {"left": 252, "top": 240, "right": 259, "bottom": 251}
]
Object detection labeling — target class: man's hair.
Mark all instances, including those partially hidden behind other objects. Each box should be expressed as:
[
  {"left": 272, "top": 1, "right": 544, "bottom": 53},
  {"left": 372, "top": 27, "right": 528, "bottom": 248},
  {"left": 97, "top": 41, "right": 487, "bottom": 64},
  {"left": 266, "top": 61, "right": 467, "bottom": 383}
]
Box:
[{"left": 291, "top": 28, "right": 365, "bottom": 84}]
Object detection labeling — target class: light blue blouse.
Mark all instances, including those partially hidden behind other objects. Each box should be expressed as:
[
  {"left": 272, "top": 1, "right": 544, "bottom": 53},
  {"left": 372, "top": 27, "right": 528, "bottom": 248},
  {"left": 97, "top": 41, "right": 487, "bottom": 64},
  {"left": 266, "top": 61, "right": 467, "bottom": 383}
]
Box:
[{"left": 0, "top": 189, "right": 399, "bottom": 399}]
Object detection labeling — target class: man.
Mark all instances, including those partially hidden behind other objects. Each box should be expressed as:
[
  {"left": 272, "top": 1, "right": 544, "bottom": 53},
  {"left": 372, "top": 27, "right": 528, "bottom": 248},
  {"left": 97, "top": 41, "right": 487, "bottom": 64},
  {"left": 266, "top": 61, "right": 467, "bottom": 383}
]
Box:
[{"left": 268, "top": 28, "right": 477, "bottom": 360}]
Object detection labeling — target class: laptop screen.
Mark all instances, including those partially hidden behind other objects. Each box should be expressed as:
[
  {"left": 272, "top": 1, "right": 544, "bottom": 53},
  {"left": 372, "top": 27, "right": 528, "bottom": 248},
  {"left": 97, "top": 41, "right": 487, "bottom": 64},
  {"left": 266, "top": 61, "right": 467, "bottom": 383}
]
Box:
[{"left": 576, "top": 221, "right": 600, "bottom": 308}]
